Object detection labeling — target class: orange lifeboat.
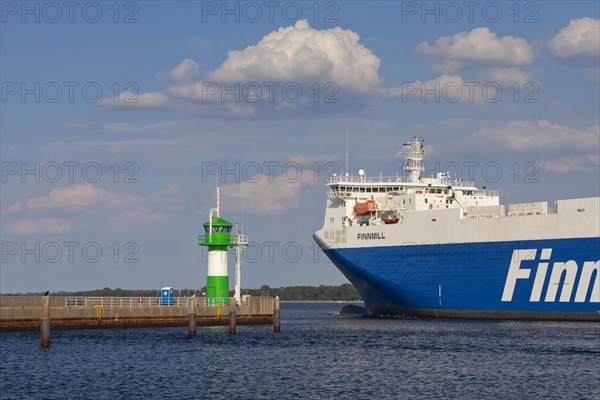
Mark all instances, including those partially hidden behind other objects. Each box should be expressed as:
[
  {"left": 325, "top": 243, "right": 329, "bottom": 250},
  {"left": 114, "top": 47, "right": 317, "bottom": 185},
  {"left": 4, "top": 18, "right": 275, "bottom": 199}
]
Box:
[{"left": 354, "top": 200, "right": 379, "bottom": 215}]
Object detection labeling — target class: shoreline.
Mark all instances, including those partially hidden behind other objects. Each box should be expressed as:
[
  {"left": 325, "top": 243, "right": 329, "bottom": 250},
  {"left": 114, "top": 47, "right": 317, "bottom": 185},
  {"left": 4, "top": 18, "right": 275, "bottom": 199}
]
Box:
[{"left": 280, "top": 300, "right": 363, "bottom": 303}]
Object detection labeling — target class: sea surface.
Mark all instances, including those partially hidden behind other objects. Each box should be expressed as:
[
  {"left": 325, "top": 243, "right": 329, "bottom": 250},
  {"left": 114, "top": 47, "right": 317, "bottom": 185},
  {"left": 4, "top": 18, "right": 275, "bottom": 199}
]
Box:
[{"left": 1, "top": 302, "right": 599, "bottom": 399}]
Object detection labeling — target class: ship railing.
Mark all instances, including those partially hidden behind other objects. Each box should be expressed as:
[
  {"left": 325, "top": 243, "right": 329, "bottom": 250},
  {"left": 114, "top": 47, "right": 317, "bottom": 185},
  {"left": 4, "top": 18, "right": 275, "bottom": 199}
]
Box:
[
  {"left": 327, "top": 175, "right": 475, "bottom": 187},
  {"left": 472, "top": 189, "right": 499, "bottom": 197},
  {"left": 328, "top": 175, "right": 408, "bottom": 184}
]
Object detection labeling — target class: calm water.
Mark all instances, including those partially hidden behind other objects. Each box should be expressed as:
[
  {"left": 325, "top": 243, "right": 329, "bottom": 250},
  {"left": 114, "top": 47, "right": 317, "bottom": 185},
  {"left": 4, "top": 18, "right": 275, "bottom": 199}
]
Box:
[{"left": 1, "top": 302, "right": 599, "bottom": 399}]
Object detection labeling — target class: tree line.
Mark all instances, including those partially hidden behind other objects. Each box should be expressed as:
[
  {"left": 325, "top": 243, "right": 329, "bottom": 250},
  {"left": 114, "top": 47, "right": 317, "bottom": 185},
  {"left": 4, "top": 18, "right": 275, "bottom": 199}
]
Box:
[
  {"left": 8, "top": 284, "right": 362, "bottom": 301},
  {"left": 246, "top": 284, "right": 361, "bottom": 301}
]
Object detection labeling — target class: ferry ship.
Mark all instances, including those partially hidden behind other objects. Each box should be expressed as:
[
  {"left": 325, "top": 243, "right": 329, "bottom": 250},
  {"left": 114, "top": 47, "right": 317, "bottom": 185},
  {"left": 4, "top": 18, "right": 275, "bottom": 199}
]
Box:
[{"left": 313, "top": 137, "right": 600, "bottom": 320}]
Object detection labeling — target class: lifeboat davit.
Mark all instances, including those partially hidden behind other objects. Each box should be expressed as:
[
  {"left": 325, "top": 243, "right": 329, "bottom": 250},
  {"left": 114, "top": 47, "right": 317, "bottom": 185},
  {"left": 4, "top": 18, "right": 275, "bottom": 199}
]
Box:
[{"left": 354, "top": 200, "right": 379, "bottom": 215}]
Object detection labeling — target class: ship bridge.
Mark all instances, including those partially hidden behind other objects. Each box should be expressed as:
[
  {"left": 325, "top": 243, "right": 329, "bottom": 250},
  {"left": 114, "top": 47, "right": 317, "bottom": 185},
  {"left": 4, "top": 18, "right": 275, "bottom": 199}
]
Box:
[{"left": 323, "top": 137, "right": 499, "bottom": 228}]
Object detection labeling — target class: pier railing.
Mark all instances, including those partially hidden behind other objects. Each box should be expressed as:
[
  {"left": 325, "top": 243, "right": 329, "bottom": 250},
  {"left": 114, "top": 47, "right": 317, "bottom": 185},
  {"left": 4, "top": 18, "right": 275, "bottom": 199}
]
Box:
[{"left": 0, "top": 296, "right": 250, "bottom": 309}]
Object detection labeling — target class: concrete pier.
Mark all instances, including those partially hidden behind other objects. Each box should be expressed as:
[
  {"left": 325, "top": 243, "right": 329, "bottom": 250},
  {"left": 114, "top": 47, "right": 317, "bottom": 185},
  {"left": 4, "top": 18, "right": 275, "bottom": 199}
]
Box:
[{"left": 0, "top": 296, "right": 274, "bottom": 332}]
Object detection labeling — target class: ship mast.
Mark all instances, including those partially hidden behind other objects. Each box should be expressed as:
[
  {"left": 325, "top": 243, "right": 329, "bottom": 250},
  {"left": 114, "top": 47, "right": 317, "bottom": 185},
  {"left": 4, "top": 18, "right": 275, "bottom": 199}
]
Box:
[
  {"left": 345, "top": 131, "right": 349, "bottom": 176},
  {"left": 404, "top": 137, "right": 425, "bottom": 183},
  {"left": 234, "top": 222, "right": 248, "bottom": 306}
]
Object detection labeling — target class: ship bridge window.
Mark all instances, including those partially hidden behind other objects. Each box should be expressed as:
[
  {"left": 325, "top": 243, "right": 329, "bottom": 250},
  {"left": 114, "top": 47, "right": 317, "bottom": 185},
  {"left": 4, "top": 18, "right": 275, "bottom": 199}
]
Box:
[
  {"left": 366, "top": 187, "right": 372, "bottom": 193},
  {"left": 359, "top": 187, "right": 365, "bottom": 193}
]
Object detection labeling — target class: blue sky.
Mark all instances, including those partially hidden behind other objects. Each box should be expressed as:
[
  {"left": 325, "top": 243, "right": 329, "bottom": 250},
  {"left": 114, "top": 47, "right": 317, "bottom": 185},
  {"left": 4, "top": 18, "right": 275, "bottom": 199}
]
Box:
[{"left": 1, "top": 1, "right": 599, "bottom": 293}]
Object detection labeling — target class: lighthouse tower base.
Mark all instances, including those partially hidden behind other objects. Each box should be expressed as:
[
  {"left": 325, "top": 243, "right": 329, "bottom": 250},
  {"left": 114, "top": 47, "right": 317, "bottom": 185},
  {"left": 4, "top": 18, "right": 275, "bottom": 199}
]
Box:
[{"left": 207, "top": 250, "right": 229, "bottom": 305}]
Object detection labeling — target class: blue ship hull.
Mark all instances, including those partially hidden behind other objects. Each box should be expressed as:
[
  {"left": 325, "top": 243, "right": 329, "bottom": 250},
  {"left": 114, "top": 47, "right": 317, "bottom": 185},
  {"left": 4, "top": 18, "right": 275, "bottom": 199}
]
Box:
[{"left": 324, "top": 237, "right": 600, "bottom": 320}]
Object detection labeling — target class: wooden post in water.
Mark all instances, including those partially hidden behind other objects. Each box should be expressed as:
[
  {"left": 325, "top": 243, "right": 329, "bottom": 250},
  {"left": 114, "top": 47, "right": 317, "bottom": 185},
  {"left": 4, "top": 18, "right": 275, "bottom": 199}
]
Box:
[
  {"left": 273, "top": 296, "right": 281, "bottom": 332},
  {"left": 188, "top": 296, "right": 197, "bottom": 337},
  {"left": 229, "top": 310, "right": 236, "bottom": 334},
  {"left": 40, "top": 295, "right": 51, "bottom": 347}
]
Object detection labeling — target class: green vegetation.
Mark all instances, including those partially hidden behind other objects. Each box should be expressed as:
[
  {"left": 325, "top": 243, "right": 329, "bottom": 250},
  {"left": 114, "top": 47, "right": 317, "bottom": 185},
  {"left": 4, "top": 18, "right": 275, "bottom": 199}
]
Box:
[
  {"left": 245, "top": 284, "right": 361, "bottom": 301},
  {"left": 7, "top": 284, "right": 362, "bottom": 301}
]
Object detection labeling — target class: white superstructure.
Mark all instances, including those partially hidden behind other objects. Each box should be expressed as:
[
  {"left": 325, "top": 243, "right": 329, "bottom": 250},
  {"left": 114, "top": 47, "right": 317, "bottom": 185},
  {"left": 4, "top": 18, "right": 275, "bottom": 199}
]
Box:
[{"left": 317, "top": 137, "right": 599, "bottom": 248}]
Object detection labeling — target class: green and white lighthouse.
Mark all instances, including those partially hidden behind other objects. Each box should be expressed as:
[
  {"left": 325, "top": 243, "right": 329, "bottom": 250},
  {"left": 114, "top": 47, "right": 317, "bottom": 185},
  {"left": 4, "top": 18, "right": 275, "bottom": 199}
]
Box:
[{"left": 199, "top": 187, "right": 237, "bottom": 305}]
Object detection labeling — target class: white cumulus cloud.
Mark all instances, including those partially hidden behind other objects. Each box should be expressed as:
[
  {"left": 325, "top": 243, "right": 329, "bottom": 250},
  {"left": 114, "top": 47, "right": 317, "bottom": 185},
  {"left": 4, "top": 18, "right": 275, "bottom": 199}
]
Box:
[
  {"left": 470, "top": 120, "right": 599, "bottom": 151},
  {"left": 169, "top": 59, "right": 200, "bottom": 80},
  {"left": 25, "top": 183, "right": 144, "bottom": 210},
  {"left": 479, "top": 68, "right": 535, "bottom": 87},
  {"left": 550, "top": 18, "right": 600, "bottom": 65},
  {"left": 9, "top": 183, "right": 183, "bottom": 233},
  {"left": 538, "top": 155, "right": 600, "bottom": 174},
  {"left": 222, "top": 173, "right": 317, "bottom": 215},
  {"left": 8, "top": 217, "right": 77, "bottom": 235},
  {"left": 432, "top": 59, "right": 465, "bottom": 74},
  {"left": 388, "top": 74, "right": 489, "bottom": 104},
  {"left": 415, "top": 27, "right": 533, "bottom": 66},
  {"left": 98, "top": 92, "right": 169, "bottom": 108},
  {"left": 174, "top": 20, "right": 381, "bottom": 98}
]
